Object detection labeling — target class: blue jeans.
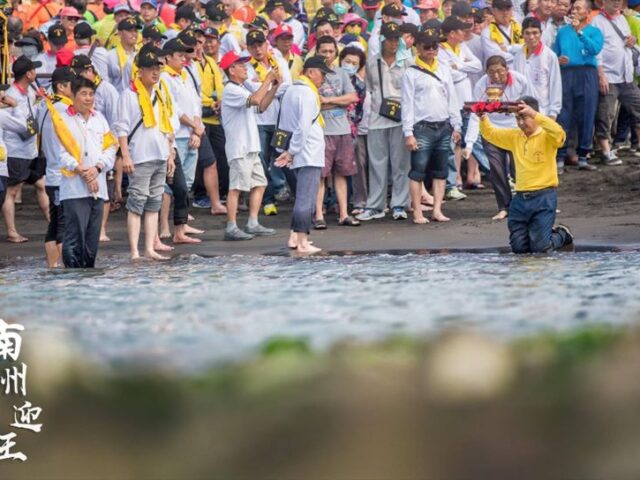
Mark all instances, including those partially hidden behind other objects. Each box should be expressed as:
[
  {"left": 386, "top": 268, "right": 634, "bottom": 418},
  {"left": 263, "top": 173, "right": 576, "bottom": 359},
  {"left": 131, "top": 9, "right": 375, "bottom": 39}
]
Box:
[
  {"left": 447, "top": 112, "right": 490, "bottom": 189},
  {"left": 409, "top": 121, "right": 450, "bottom": 181},
  {"left": 258, "top": 125, "right": 297, "bottom": 205},
  {"left": 508, "top": 188, "right": 571, "bottom": 254}
]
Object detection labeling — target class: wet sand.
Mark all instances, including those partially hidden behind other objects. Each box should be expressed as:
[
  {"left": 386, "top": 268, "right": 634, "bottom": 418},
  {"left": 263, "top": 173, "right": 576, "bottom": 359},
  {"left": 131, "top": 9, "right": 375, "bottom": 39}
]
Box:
[{"left": 1, "top": 159, "right": 639, "bottom": 262}]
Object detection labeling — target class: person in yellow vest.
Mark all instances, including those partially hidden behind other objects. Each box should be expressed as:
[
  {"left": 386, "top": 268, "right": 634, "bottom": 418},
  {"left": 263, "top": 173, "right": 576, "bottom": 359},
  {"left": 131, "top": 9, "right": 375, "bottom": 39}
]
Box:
[
  {"left": 191, "top": 26, "right": 228, "bottom": 215},
  {"left": 107, "top": 17, "right": 141, "bottom": 91},
  {"left": 114, "top": 44, "right": 177, "bottom": 261},
  {"left": 273, "top": 23, "right": 303, "bottom": 79},
  {"left": 98, "top": 3, "right": 134, "bottom": 50},
  {"left": 56, "top": 76, "right": 117, "bottom": 268},
  {"left": 478, "top": 97, "right": 574, "bottom": 253}
]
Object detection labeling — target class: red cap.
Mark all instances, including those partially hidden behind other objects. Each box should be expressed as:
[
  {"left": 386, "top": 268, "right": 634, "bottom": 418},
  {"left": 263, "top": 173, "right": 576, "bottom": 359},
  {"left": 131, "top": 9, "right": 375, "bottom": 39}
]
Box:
[
  {"left": 219, "top": 51, "right": 251, "bottom": 70},
  {"left": 56, "top": 48, "right": 75, "bottom": 67},
  {"left": 273, "top": 23, "right": 294, "bottom": 39},
  {"left": 60, "top": 6, "right": 82, "bottom": 18}
]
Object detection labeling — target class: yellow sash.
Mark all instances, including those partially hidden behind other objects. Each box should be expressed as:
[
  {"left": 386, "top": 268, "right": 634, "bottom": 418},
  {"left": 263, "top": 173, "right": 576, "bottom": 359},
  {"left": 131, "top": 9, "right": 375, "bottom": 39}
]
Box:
[
  {"left": 250, "top": 55, "right": 279, "bottom": 82},
  {"left": 133, "top": 77, "right": 173, "bottom": 135},
  {"left": 298, "top": 75, "right": 325, "bottom": 128},
  {"left": 415, "top": 56, "right": 439, "bottom": 73},
  {"left": 163, "top": 64, "right": 187, "bottom": 81},
  {"left": 489, "top": 20, "right": 523, "bottom": 46},
  {"left": 115, "top": 43, "right": 133, "bottom": 72}
]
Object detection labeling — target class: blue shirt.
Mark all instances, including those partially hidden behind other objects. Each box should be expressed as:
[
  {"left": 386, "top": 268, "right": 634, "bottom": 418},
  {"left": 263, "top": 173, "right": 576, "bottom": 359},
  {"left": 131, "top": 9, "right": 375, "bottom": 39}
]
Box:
[{"left": 552, "top": 24, "right": 604, "bottom": 68}]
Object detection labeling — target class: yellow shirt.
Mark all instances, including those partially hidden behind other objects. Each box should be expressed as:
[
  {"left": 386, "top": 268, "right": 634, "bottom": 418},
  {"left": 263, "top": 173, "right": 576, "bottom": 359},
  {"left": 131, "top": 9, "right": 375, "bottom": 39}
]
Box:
[
  {"left": 479, "top": 113, "right": 566, "bottom": 192},
  {"left": 198, "top": 55, "right": 225, "bottom": 126}
]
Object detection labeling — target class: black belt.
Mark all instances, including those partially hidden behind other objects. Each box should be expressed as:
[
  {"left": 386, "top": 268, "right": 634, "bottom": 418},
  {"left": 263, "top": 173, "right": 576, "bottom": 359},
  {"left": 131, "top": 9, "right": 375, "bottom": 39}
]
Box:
[
  {"left": 515, "top": 187, "right": 556, "bottom": 199},
  {"left": 414, "top": 120, "right": 449, "bottom": 129}
]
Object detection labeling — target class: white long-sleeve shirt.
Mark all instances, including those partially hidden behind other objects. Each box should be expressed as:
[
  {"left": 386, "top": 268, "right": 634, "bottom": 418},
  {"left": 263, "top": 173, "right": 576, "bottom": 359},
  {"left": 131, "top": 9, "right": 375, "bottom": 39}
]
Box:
[
  {"left": 278, "top": 82, "right": 325, "bottom": 169},
  {"left": 480, "top": 22, "right": 524, "bottom": 66},
  {"left": 58, "top": 108, "right": 116, "bottom": 201},
  {"left": 106, "top": 47, "right": 137, "bottom": 92},
  {"left": 75, "top": 45, "right": 111, "bottom": 84},
  {"left": 161, "top": 69, "right": 199, "bottom": 139},
  {"left": 94, "top": 79, "right": 119, "bottom": 128},
  {"left": 401, "top": 62, "right": 462, "bottom": 137},
  {"left": 513, "top": 43, "right": 562, "bottom": 117},
  {"left": 218, "top": 31, "right": 242, "bottom": 57},
  {"left": 366, "top": 54, "right": 413, "bottom": 131},
  {"left": 35, "top": 51, "right": 57, "bottom": 89},
  {"left": 244, "top": 56, "right": 291, "bottom": 126},
  {"left": 465, "top": 70, "right": 534, "bottom": 146},
  {"left": 113, "top": 87, "right": 172, "bottom": 165},
  {"left": 591, "top": 12, "right": 635, "bottom": 84},
  {"left": 2, "top": 84, "right": 38, "bottom": 160},
  {"left": 437, "top": 43, "right": 483, "bottom": 110},
  {"left": 36, "top": 97, "right": 70, "bottom": 187},
  {"left": 184, "top": 61, "right": 204, "bottom": 118}
]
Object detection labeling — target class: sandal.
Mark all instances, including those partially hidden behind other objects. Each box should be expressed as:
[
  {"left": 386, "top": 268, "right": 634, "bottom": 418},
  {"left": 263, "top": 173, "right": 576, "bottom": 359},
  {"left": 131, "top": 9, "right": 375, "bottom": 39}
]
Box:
[
  {"left": 338, "top": 215, "right": 361, "bottom": 226},
  {"left": 464, "top": 183, "right": 486, "bottom": 190},
  {"left": 313, "top": 218, "right": 327, "bottom": 230}
]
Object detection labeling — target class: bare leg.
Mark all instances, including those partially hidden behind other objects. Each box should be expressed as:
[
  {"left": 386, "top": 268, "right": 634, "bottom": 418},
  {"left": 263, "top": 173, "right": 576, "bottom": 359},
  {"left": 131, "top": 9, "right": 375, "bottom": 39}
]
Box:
[
  {"left": 421, "top": 184, "right": 434, "bottom": 205},
  {"left": 294, "top": 231, "right": 321, "bottom": 254},
  {"left": 466, "top": 155, "right": 481, "bottom": 185},
  {"left": 160, "top": 193, "right": 172, "bottom": 238},
  {"left": 173, "top": 223, "right": 201, "bottom": 244},
  {"left": 34, "top": 178, "right": 50, "bottom": 222},
  {"left": 2, "top": 184, "right": 28, "bottom": 242},
  {"left": 334, "top": 175, "right": 349, "bottom": 222},
  {"left": 248, "top": 186, "right": 266, "bottom": 222},
  {"left": 226, "top": 189, "right": 240, "bottom": 224},
  {"left": 454, "top": 147, "right": 463, "bottom": 187},
  {"left": 315, "top": 180, "right": 325, "bottom": 221},
  {"left": 143, "top": 212, "right": 168, "bottom": 260},
  {"left": 204, "top": 164, "right": 226, "bottom": 215},
  {"left": 410, "top": 180, "right": 428, "bottom": 224},
  {"left": 431, "top": 179, "right": 450, "bottom": 222},
  {"left": 598, "top": 137, "right": 611, "bottom": 155},
  {"left": 127, "top": 211, "right": 142, "bottom": 260},
  {"left": 100, "top": 202, "right": 111, "bottom": 242},
  {"left": 154, "top": 234, "right": 174, "bottom": 251},
  {"left": 14, "top": 183, "right": 23, "bottom": 204},
  {"left": 114, "top": 158, "right": 123, "bottom": 203},
  {"left": 44, "top": 241, "right": 59, "bottom": 268}
]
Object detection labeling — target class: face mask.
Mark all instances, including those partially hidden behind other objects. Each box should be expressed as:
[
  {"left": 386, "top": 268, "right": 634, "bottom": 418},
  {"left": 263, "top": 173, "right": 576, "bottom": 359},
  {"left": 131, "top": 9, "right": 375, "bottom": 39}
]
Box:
[
  {"left": 345, "top": 24, "right": 362, "bottom": 36},
  {"left": 391, "top": 18, "right": 403, "bottom": 26},
  {"left": 342, "top": 63, "right": 358, "bottom": 76},
  {"left": 334, "top": 3, "right": 348, "bottom": 15}
]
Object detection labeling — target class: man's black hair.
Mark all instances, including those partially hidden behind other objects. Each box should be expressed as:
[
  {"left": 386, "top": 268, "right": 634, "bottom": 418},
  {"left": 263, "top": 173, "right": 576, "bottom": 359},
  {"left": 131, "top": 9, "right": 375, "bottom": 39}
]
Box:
[
  {"left": 71, "top": 76, "right": 96, "bottom": 95},
  {"left": 519, "top": 95, "right": 540, "bottom": 112}
]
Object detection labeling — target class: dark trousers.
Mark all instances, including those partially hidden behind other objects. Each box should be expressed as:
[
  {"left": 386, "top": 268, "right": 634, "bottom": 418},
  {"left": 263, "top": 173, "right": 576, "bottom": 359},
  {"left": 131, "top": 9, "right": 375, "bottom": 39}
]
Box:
[
  {"left": 291, "top": 167, "right": 321, "bottom": 234},
  {"left": 45, "top": 186, "right": 64, "bottom": 244},
  {"left": 557, "top": 67, "right": 599, "bottom": 158},
  {"left": 613, "top": 105, "right": 639, "bottom": 145},
  {"left": 61, "top": 197, "right": 103, "bottom": 268},
  {"left": 166, "top": 150, "right": 189, "bottom": 226},
  {"left": 482, "top": 139, "right": 514, "bottom": 211},
  {"left": 208, "top": 124, "right": 229, "bottom": 198},
  {"left": 258, "top": 124, "right": 297, "bottom": 204},
  {"left": 508, "top": 189, "right": 572, "bottom": 254},
  {"left": 0, "top": 176, "right": 7, "bottom": 209}
]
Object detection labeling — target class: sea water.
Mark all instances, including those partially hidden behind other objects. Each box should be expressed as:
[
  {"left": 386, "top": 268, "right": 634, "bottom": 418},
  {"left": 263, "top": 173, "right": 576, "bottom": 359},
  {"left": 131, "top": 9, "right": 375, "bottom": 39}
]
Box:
[{"left": 1, "top": 252, "right": 639, "bottom": 372}]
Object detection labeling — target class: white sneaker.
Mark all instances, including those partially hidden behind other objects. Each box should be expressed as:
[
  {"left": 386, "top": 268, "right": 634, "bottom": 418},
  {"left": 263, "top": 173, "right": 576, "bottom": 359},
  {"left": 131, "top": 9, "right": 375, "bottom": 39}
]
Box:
[
  {"left": 356, "top": 209, "right": 385, "bottom": 221},
  {"left": 445, "top": 187, "right": 467, "bottom": 201}
]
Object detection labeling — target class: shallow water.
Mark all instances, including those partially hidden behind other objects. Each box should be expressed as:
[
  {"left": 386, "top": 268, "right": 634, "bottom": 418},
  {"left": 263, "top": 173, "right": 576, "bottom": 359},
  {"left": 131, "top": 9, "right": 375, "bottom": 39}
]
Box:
[{"left": 1, "top": 252, "right": 640, "bottom": 372}]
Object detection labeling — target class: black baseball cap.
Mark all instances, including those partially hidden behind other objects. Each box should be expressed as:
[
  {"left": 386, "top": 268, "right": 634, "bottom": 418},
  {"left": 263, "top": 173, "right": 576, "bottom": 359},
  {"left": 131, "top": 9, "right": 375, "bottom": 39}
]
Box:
[
  {"left": 74, "top": 22, "right": 96, "bottom": 39},
  {"left": 118, "top": 17, "right": 140, "bottom": 31},
  {"left": 421, "top": 19, "right": 442, "bottom": 31},
  {"left": 451, "top": 1, "right": 473, "bottom": 17},
  {"left": 15, "top": 36, "right": 42, "bottom": 50},
  {"left": 303, "top": 55, "right": 334, "bottom": 74},
  {"left": 12, "top": 55, "right": 42, "bottom": 78},
  {"left": 70, "top": 54, "right": 93, "bottom": 74},
  {"left": 48, "top": 23, "right": 68, "bottom": 46},
  {"left": 177, "top": 29, "right": 198, "bottom": 46},
  {"left": 381, "top": 3, "right": 407, "bottom": 17},
  {"left": 262, "top": 0, "right": 292, "bottom": 13},
  {"left": 441, "top": 15, "right": 472, "bottom": 33},
  {"left": 163, "top": 38, "right": 194, "bottom": 54},
  {"left": 380, "top": 21, "right": 401, "bottom": 39},
  {"left": 205, "top": 1, "right": 228, "bottom": 21},
  {"left": 175, "top": 4, "right": 197, "bottom": 22},
  {"left": 416, "top": 28, "right": 441, "bottom": 46},
  {"left": 203, "top": 27, "right": 219, "bottom": 38},
  {"left": 492, "top": 0, "right": 513, "bottom": 9},
  {"left": 399, "top": 23, "right": 419, "bottom": 35},
  {"left": 246, "top": 29, "right": 267, "bottom": 46},
  {"left": 136, "top": 44, "right": 166, "bottom": 68},
  {"left": 142, "top": 25, "right": 167, "bottom": 40},
  {"left": 244, "top": 16, "right": 269, "bottom": 31},
  {"left": 51, "top": 66, "right": 76, "bottom": 86}
]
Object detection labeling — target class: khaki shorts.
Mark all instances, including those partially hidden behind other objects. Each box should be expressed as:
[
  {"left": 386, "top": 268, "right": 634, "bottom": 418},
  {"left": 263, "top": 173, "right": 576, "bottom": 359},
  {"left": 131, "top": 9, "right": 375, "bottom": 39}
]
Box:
[{"left": 229, "top": 152, "right": 268, "bottom": 192}]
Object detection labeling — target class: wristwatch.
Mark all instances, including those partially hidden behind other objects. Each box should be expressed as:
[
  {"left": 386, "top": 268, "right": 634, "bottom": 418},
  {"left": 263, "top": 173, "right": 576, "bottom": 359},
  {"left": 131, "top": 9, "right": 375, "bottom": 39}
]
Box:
[{"left": 95, "top": 164, "right": 103, "bottom": 174}]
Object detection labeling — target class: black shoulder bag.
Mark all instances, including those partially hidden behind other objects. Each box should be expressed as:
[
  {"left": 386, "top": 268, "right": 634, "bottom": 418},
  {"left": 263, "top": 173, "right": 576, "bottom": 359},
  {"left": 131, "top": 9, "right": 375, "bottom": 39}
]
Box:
[
  {"left": 377, "top": 58, "right": 401, "bottom": 122},
  {"left": 19, "top": 87, "right": 38, "bottom": 141},
  {"left": 270, "top": 96, "right": 321, "bottom": 151},
  {"left": 410, "top": 64, "right": 442, "bottom": 83}
]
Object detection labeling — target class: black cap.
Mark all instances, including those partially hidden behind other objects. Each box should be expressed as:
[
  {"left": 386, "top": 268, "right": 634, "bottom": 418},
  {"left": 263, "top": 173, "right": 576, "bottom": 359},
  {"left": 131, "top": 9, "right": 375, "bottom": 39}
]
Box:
[
  {"left": 51, "top": 66, "right": 76, "bottom": 86},
  {"left": 244, "top": 16, "right": 269, "bottom": 31},
  {"left": 421, "top": 18, "right": 442, "bottom": 31},
  {"left": 203, "top": 27, "right": 219, "bottom": 38},
  {"left": 313, "top": 6, "right": 334, "bottom": 21},
  {"left": 118, "top": 17, "right": 140, "bottom": 31},
  {"left": 471, "top": 7, "right": 484, "bottom": 22},
  {"left": 177, "top": 28, "right": 198, "bottom": 46},
  {"left": 303, "top": 55, "right": 335, "bottom": 74},
  {"left": 48, "top": 23, "right": 68, "bottom": 46},
  {"left": 175, "top": 4, "right": 197, "bottom": 22},
  {"left": 142, "top": 25, "right": 167, "bottom": 40},
  {"left": 381, "top": 3, "right": 407, "bottom": 17},
  {"left": 12, "top": 55, "right": 42, "bottom": 78},
  {"left": 74, "top": 22, "right": 96, "bottom": 39},
  {"left": 441, "top": 15, "right": 472, "bottom": 33},
  {"left": 15, "top": 35, "right": 42, "bottom": 50},
  {"left": 163, "top": 38, "right": 194, "bottom": 54},
  {"left": 136, "top": 44, "right": 166, "bottom": 68},
  {"left": 70, "top": 54, "right": 93, "bottom": 74},
  {"left": 399, "top": 23, "right": 419, "bottom": 35},
  {"left": 205, "top": 2, "right": 228, "bottom": 21},
  {"left": 380, "top": 21, "right": 401, "bottom": 39},
  {"left": 262, "top": 0, "right": 292, "bottom": 13},
  {"left": 416, "top": 28, "right": 441, "bottom": 45},
  {"left": 313, "top": 7, "right": 341, "bottom": 27},
  {"left": 451, "top": 1, "right": 473, "bottom": 17},
  {"left": 492, "top": 0, "right": 513, "bottom": 9},
  {"left": 246, "top": 29, "right": 267, "bottom": 46}
]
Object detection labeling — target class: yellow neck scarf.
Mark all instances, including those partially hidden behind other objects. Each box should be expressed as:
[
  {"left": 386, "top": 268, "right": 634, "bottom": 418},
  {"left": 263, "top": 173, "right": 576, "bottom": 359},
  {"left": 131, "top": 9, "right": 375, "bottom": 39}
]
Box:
[
  {"left": 489, "top": 20, "right": 523, "bottom": 46},
  {"left": 116, "top": 43, "right": 134, "bottom": 71},
  {"left": 298, "top": 75, "right": 325, "bottom": 128},
  {"left": 133, "top": 77, "right": 173, "bottom": 135},
  {"left": 415, "top": 56, "right": 439, "bottom": 73},
  {"left": 442, "top": 42, "right": 460, "bottom": 56},
  {"left": 163, "top": 64, "right": 187, "bottom": 81},
  {"left": 53, "top": 94, "right": 73, "bottom": 106},
  {"left": 250, "top": 55, "right": 279, "bottom": 82}
]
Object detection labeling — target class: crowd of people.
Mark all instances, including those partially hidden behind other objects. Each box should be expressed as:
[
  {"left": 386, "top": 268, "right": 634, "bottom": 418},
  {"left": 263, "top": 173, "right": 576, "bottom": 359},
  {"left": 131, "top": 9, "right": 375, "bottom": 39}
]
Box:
[{"left": 0, "top": 0, "right": 635, "bottom": 265}]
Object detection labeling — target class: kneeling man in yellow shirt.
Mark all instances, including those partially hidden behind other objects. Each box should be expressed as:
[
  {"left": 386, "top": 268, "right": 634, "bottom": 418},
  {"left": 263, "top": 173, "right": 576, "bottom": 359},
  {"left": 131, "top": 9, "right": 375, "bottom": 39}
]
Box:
[{"left": 479, "top": 97, "right": 575, "bottom": 254}]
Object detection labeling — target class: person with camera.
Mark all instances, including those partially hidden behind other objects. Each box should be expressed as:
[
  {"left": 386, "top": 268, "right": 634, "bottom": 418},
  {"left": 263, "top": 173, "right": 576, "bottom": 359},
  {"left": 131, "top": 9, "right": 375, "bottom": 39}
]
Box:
[{"left": 2, "top": 55, "right": 49, "bottom": 244}]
